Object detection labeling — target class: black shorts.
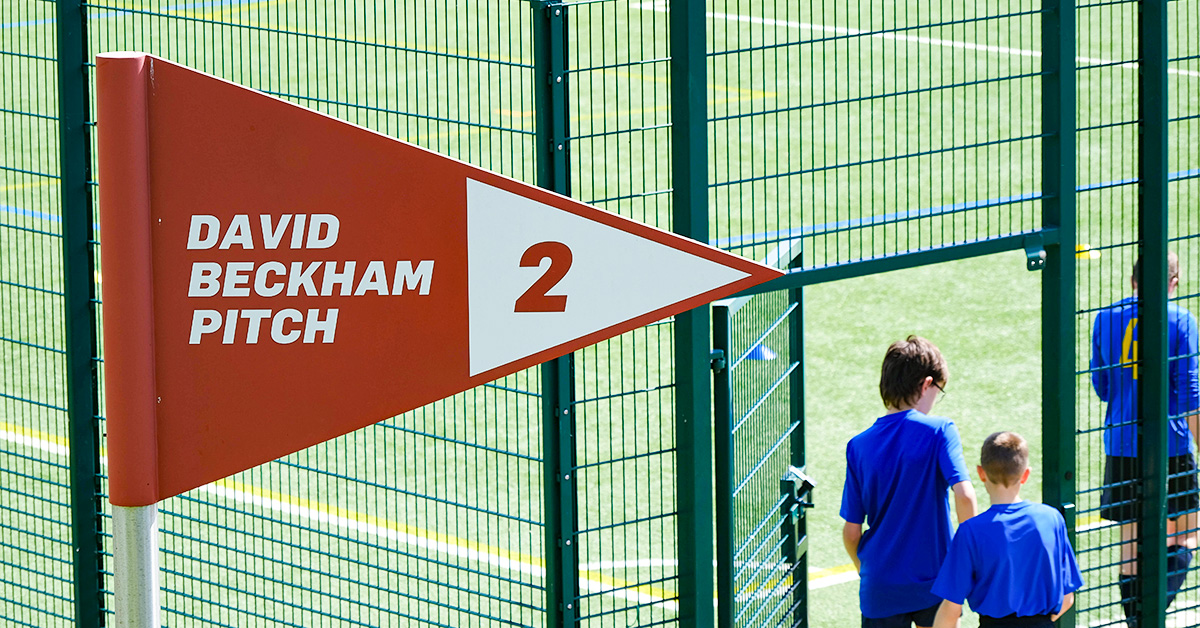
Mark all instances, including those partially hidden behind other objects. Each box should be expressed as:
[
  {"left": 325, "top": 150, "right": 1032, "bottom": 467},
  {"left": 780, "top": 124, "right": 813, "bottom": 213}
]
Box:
[
  {"left": 1100, "top": 454, "right": 1200, "bottom": 523},
  {"left": 979, "top": 613, "right": 1052, "bottom": 628},
  {"left": 861, "top": 603, "right": 939, "bottom": 628}
]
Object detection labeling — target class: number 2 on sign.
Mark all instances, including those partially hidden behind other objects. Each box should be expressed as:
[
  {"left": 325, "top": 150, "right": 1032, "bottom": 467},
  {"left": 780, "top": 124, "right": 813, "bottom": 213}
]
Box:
[{"left": 515, "top": 241, "right": 572, "bottom": 313}]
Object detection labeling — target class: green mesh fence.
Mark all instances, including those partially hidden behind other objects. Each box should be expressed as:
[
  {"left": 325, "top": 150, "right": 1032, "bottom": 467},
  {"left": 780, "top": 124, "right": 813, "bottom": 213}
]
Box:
[
  {"left": 82, "top": 2, "right": 546, "bottom": 626},
  {"left": 4, "top": 0, "right": 1200, "bottom": 627},
  {"left": 0, "top": 2, "right": 77, "bottom": 626},
  {"left": 565, "top": 4, "right": 679, "bottom": 625},
  {"left": 1168, "top": 1, "right": 1200, "bottom": 624},
  {"left": 1160, "top": 0, "right": 1199, "bottom": 623},
  {"left": 1072, "top": 0, "right": 1140, "bottom": 622},
  {"left": 705, "top": 3, "right": 1043, "bottom": 624},
  {"left": 705, "top": 0, "right": 1044, "bottom": 268},
  {"left": 1073, "top": 0, "right": 1200, "bottom": 625},
  {"left": 713, "top": 239, "right": 805, "bottom": 628}
]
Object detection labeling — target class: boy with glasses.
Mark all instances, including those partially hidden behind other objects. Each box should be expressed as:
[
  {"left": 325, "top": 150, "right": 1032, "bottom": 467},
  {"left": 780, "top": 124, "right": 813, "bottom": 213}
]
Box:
[{"left": 842, "top": 335, "right": 978, "bottom": 628}]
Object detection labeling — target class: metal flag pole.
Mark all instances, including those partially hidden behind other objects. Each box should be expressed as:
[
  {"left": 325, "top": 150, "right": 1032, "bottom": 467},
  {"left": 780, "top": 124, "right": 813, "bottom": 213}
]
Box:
[{"left": 113, "top": 505, "right": 160, "bottom": 628}]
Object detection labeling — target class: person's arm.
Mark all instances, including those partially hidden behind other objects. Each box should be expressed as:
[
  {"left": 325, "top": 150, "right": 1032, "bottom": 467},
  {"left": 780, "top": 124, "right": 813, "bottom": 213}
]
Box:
[
  {"left": 1178, "top": 314, "right": 1200, "bottom": 449},
  {"left": 932, "top": 599, "right": 962, "bottom": 628},
  {"left": 1091, "top": 315, "right": 1110, "bottom": 401},
  {"left": 842, "top": 522, "right": 863, "bottom": 572},
  {"left": 1051, "top": 592, "right": 1075, "bottom": 622},
  {"left": 951, "top": 480, "right": 977, "bottom": 524}
]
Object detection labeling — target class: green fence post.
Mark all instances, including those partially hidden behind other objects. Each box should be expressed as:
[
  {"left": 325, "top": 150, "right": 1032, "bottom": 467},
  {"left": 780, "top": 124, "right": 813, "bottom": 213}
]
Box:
[
  {"left": 533, "top": 2, "right": 579, "bottom": 626},
  {"left": 788, "top": 264, "right": 807, "bottom": 625},
  {"left": 540, "top": 355, "right": 579, "bottom": 628},
  {"left": 1137, "top": 0, "right": 1171, "bottom": 624},
  {"left": 712, "top": 304, "right": 733, "bottom": 628},
  {"left": 1040, "top": 0, "right": 1077, "bottom": 625},
  {"left": 56, "top": 1, "right": 105, "bottom": 626},
  {"left": 670, "top": 0, "right": 714, "bottom": 625}
]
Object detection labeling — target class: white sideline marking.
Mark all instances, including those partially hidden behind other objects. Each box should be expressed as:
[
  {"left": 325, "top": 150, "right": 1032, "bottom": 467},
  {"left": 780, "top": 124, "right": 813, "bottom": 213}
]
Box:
[
  {"left": 0, "top": 422, "right": 679, "bottom": 608},
  {"left": 632, "top": 2, "right": 1200, "bottom": 79},
  {"left": 2, "top": 422, "right": 863, "bottom": 597},
  {"left": 3, "top": 421, "right": 1127, "bottom": 595}
]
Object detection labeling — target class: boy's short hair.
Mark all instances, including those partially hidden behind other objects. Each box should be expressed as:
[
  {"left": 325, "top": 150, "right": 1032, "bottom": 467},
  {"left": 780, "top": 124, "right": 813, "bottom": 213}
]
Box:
[
  {"left": 1133, "top": 250, "right": 1180, "bottom": 285},
  {"left": 980, "top": 431, "right": 1029, "bottom": 487},
  {"left": 879, "top": 335, "right": 949, "bottom": 409}
]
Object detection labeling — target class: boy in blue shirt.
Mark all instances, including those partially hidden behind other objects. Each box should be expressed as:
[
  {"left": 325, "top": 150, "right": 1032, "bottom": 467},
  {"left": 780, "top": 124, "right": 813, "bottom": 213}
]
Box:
[
  {"left": 842, "top": 336, "right": 978, "bottom": 628},
  {"left": 931, "top": 431, "right": 1083, "bottom": 628},
  {"left": 1091, "top": 252, "right": 1200, "bottom": 622}
]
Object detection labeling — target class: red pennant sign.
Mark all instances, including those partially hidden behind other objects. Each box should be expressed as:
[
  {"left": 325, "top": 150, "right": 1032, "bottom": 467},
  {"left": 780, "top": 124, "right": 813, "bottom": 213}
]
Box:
[{"left": 96, "top": 53, "right": 782, "bottom": 506}]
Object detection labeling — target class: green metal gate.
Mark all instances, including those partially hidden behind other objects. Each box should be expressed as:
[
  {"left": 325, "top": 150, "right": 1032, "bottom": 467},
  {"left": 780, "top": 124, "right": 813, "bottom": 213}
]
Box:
[{"left": 713, "top": 240, "right": 807, "bottom": 628}]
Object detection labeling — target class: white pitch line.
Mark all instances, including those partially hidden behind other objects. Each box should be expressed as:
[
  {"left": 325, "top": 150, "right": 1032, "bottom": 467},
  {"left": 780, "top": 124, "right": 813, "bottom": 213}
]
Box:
[
  {"left": 0, "top": 423, "right": 680, "bottom": 608},
  {"left": 632, "top": 2, "right": 1200, "bottom": 79},
  {"left": 0, "top": 422, "right": 858, "bottom": 598}
]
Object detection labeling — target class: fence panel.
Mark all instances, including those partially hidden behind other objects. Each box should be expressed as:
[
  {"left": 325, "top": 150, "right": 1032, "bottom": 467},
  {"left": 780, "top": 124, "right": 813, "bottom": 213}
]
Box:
[
  {"left": 0, "top": 3, "right": 79, "bottom": 626},
  {"left": 1074, "top": 0, "right": 1200, "bottom": 625},
  {"left": 1167, "top": 0, "right": 1200, "bottom": 623},
  {"left": 568, "top": 3, "right": 682, "bottom": 625},
  {"left": 84, "top": 2, "right": 546, "bottom": 626},
  {"left": 1072, "top": 0, "right": 1140, "bottom": 622},
  {"left": 713, "top": 244, "right": 806, "bottom": 628},
  {"left": 706, "top": 0, "right": 1044, "bottom": 269}
]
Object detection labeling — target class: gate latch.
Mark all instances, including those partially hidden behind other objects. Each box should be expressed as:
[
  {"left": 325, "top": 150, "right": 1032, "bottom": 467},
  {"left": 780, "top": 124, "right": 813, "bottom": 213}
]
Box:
[
  {"left": 781, "top": 466, "right": 816, "bottom": 509},
  {"left": 710, "top": 349, "right": 726, "bottom": 373}
]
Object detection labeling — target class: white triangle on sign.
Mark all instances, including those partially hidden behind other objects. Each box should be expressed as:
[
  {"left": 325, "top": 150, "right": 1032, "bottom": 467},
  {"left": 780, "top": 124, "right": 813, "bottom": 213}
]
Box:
[{"left": 466, "top": 178, "right": 750, "bottom": 377}]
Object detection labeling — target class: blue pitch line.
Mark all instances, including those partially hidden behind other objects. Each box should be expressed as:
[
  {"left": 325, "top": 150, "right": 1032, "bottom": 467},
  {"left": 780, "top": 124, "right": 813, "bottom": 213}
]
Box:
[
  {"left": 712, "top": 191, "right": 1042, "bottom": 249},
  {"left": 2, "top": 0, "right": 261, "bottom": 29},
  {"left": 1, "top": 205, "right": 61, "bottom": 223},
  {"left": 1, "top": 18, "right": 54, "bottom": 29},
  {"left": 162, "top": 0, "right": 267, "bottom": 11},
  {"left": 713, "top": 167, "right": 1200, "bottom": 250},
  {"left": 2, "top": 167, "right": 1198, "bottom": 236}
]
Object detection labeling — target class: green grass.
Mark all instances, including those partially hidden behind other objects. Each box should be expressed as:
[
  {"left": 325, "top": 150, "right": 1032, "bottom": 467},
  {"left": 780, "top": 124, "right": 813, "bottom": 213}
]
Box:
[{"left": 2, "top": 0, "right": 1200, "bottom": 626}]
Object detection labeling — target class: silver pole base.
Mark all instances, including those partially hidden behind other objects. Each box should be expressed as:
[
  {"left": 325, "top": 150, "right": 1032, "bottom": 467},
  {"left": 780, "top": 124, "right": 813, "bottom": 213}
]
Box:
[{"left": 113, "top": 504, "right": 160, "bottom": 628}]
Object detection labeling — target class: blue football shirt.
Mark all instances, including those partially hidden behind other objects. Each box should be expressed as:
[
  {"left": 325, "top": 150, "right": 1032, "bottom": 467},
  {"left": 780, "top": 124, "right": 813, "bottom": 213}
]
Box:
[
  {"left": 1090, "top": 297, "right": 1200, "bottom": 457},
  {"left": 931, "top": 501, "right": 1083, "bottom": 619},
  {"left": 840, "top": 409, "right": 972, "bottom": 618}
]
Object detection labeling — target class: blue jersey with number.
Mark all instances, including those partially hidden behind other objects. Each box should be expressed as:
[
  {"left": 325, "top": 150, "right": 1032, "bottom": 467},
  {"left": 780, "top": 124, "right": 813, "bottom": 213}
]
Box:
[
  {"left": 840, "top": 409, "right": 971, "bottom": 618},
  {"left": 931, "top": 501, "right": 1083, "bottom": 618},
  {"left": 1090, "top": 296, "right": 1200, "bottom": 457}
]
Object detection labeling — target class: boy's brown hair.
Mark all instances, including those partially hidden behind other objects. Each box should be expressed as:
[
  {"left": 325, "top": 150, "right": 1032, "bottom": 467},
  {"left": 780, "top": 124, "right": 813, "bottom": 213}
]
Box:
[
  {"left": 980, "top": 431, "right": 1029, "bottom": 487},
  {"left": 879, "top": 335, "right": 949, "bottom": 409}
]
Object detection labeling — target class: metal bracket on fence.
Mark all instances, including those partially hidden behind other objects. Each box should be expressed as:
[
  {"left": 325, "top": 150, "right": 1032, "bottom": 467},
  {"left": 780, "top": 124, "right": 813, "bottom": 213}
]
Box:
[
  {"left": 710, "top": 349, "right": 726, "bottom": 373},
  {"left": 1024, "top": 233, "right": 1046, "bottom": 271},
  {"left": 781, "top": 466, "right": 816, "bottom": 509}
]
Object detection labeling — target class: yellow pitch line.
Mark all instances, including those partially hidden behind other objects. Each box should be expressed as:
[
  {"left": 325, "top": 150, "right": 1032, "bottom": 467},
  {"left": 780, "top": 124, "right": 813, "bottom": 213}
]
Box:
[
  {"left": 157, "top": 7, "right": 770, "bottom": 129},
  {"left": 601, "top": 67, "right": 776, "bottom": 100},
  {"left": 0, "top": 181, "right": 52, "bottom": 192},
  {"left": 0, "top": 421, "right": 678, "bottom": 605},
  {"left": 180, "top": 0, "right": 280, "bottom": 19},
  {"left": 811, "top": 563, "right": 855, "bottom": 580},
  {"left": 175, "top": 11, "right": 526, "bottom": 67},
  {"left": 497, "top": 69, "right": 776, "bottom": 122},
  {"left": 0, "top": 420, "right": 950, "bottom": 592},
  {"left": 0, "top": 419, "right": 859, "bottom": 592}
]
